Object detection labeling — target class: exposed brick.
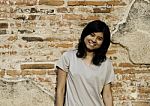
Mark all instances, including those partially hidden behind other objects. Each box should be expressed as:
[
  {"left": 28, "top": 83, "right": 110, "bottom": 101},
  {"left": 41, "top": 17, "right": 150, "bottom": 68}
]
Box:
[
  {"left": 30, "top": 8, "right": 38, "bottom": 13},
  {"left": 0, "top": 23, "right": 8, "bottom": 28},
  {"left": 18, "top": 30, "right": 34, "bottom": 34},
  {"left": 114, "top": 69, "right": 136, "bottom": 74},
  {"left": 21, "top": 70, "right": 32, "bottom": 76},
  {"left": 0, "top": 0, "right": 8, "bottom": 4},
  {"left": 77, "top": 7, "right": 93, "bottom": 13},
  {"left": 132, "top": 101, "right": 150, "bottom": 106},
  {"left": 119, "top": 63, "right": 136, "bottom": 67},
  {"left": 22, "top": 37, "right": 43, "bottom": 42},
  {"left": 137, "top": 94, "right": 149, "bottom": 100},
  {"left": 21, "top": 63, "right": 55, "bottom": 70},
  {"left": 84, "top": 15, "right": 100, "bottom": 20},
  {"left": 0, "top": 70, "right": 5, "bottom": 77},
  {"left": 57, "top": 7, "right": 68, "bottom": 13},
  {"left": 0, "top": 44, "right": 11, "bottom": 49},
  {"left": 32, "top": 69, "right": 47, "bottom": 75},
  {"left": 0, "top": 29, "right": 7, "bottom": 34},
  {"left": 111, "top": 82, "right": 122, "bottom": 87},
  {"left": 0, "top": 51, "right": 17, "bottom": 56},
  {"left": 39, "top": 0, "right": 64, "bottom": 6},
  {"left": 55, "top": 43, "right": 73, "bottom": 48},
  {"left": 63, "top": 14, "right": 82, "bottom": 20},
  {"left": 11, "top": 0, "right": 37, "bottom": 6},
  {"left": 47, "top": 70, "right": 56, "bottom": 75},
  {"left": 15, "top": 15, "right": 26, "bottom": 20},
  {"left": 28, "top": 15, "right": 37, "bottom": 20},
  {"left": 122, "top": 74, "right": 136, "bottom": 80},
  {"left": 93, "top": 8, "right": 111, "bottom": 13},
  {"left": 6, "top": 70, "right": 20, "bottom": 77},
  {"left": 67, "top": 1, "right": 126, "bottom": 6},
  {"left": 7, "top": 36, "right": 18, "bottom": 41},
  {"left": 138, "top": 87, "right": 150, "bottom": 93},
  {"left": 37, "top": 77, "right": 52, "bottom": 82},
  {"left": 107, "top": 50, "right": 117, "bottom": 55}
]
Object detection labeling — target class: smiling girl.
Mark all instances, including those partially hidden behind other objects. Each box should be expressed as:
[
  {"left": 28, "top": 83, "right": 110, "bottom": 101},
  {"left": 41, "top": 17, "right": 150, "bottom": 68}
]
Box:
[{"left": 56, "top": 20, "right": 115, "bottom": 106}]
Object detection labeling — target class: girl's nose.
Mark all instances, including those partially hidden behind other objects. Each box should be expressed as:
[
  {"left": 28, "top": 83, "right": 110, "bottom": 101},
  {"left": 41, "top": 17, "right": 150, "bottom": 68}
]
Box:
[{"left": 92, "top": 37, "right": 97, "bottom": 42}]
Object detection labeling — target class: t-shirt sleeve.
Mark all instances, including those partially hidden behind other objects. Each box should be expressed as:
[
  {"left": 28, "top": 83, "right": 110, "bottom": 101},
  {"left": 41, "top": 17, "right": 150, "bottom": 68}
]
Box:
[
  {"left": 105, "top": 59, "right": 115, "bottom": 85},
  {"left": 56, "top": 52, "right": 70, "bottom": 72}
]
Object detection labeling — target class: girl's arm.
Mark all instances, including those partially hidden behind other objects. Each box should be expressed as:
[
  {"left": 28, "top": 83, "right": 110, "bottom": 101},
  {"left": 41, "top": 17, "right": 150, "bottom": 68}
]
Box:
[
  {"left": 55, "top": 68, "right": 67, "bottom": 106},
  {"left": 102, "top": 83, "right": 114, "bottom": 106}
]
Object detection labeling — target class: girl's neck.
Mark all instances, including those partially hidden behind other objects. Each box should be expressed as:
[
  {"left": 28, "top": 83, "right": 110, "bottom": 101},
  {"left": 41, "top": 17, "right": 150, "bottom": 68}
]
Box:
[{"left": 84, "top": 51, "right": 94, "bottom": 65}]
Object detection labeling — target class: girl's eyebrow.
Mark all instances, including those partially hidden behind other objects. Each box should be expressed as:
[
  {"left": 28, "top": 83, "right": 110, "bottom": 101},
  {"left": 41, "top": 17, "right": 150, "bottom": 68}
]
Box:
[
  {"left": 91, "top": 32, "right": 95, "bottom": 35},
  {"left": 91, "top": 33, "right": 96, "bottom": 36}
]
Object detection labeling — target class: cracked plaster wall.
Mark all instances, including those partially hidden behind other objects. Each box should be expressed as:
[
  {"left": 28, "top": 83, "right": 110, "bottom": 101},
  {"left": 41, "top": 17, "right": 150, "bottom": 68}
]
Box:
[
  {"left": 0, "top": 0, "right": 150, "bottom": 106},
  {"left": 0, "top": 79, "right": 54, "bottom": 106},
  {"left": 112, "top": 0, "right": 150, "bottom": 64}
]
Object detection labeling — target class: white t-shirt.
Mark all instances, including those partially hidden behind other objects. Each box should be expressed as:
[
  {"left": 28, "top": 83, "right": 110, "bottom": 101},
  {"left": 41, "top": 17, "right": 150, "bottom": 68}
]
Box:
[{"left": 56, "top": 50, "right": 115, "bottom": 106}]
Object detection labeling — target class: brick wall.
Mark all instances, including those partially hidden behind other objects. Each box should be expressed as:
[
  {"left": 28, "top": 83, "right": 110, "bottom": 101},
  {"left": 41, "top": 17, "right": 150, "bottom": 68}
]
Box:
[{"left": 0, "top": 0, "right": 149, "bottom": 106}]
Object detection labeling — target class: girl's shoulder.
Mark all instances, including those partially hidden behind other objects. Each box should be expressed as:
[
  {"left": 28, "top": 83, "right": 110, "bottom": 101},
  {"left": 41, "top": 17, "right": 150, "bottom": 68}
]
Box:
[
  {"left": 106, "top": 57, "right": 112, "bottom": 62},
  {"left": 103, "top": 57, "right": 113, "bottom": 65}
]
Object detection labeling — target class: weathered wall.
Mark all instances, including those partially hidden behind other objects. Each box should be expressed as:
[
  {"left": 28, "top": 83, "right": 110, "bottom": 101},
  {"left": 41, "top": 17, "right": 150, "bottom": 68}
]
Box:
[{"left": 0, "top": 0, "right": 149, "bottom": 106}]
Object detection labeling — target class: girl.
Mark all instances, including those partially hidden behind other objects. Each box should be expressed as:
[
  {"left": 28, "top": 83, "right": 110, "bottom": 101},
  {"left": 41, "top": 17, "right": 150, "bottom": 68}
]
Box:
[{"left": 56, "top": 20, "right": 115, "bottom": 106}]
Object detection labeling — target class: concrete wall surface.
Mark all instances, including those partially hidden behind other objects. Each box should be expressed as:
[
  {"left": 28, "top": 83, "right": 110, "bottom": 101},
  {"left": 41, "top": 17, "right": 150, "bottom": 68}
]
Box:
[{"left": 0, "top": 0, "right": 150, "bottom": 106}]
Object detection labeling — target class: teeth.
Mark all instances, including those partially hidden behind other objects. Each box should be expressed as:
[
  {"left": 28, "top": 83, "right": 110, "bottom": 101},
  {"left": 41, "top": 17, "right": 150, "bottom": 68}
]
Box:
[{"left": 89, "top": 41, "right": 95, "bottom": 46}]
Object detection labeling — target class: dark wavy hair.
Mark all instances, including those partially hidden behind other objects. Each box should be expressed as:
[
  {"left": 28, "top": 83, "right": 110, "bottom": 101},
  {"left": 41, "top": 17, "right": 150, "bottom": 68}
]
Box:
[{"left": 76, "top": 20, "right": 111, "bottom": 65}]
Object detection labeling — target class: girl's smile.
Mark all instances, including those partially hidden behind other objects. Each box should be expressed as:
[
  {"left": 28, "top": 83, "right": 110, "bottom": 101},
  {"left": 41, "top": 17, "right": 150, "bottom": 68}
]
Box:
[{"left": 84, "top": 32, "right": 104, "bottom": 51}]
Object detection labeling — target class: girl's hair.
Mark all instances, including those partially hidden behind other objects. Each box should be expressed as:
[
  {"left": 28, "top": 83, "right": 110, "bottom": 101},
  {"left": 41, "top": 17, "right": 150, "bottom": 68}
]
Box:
[{"left": 76, "top": 20, "right": 111, "bottom": 65}]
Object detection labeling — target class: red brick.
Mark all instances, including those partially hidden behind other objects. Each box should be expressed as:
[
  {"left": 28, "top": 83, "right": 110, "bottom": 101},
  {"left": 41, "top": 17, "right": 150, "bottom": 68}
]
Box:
[
  {"left": 132, "top": 101, "right": 150, "bottom": 106},
  {"left": 21, "top": 70, "right": 32, "bottom": 76},
  {"left": 63, "top": 14, "right": 82, "bottom": 20},
  {"left": 93, "top": 8, "right": 111, "bottom": 13},
  {"left": 0, "top": 44, "right": 11, "bottom": 49},
  {"left": 47, "top": 70, "right": 56, "bottom": 75},
  {"left": 55, "top": 43, "right": 73, "bottom": 48},
  {"left": 39, "top": 0, "right": 64, "bottom": 6},
  {"left": 0, "top": 70, "right": 5, "bottom": 77},
  {"left": 21, "top": 63, "right": 55, "bottom": 70},
  {"left": 57, "top": 7, "right": 68, "bottom": 13},
  {"left": 37, "top": 77, "right": 51, "bottom": 82},
  {"left": 28, "top": 15, "right": 36, "bottom": 20},
  {"left": 67, "top": 1, "right": 126, "bottom": 6},
  {"left": 7, "top": 36, "right": 18, "bottom": 41},
  {"left": 85, "top": 15, "right": 100, "bottom": 20},
  {"left": 39, "top": 15, "right": 60, "bottom": 20},
  {"left": 137, "top": 94, "right": 149, "bottom": 100},
  {"left": 119, "top": 63, "right": 136, "bottom": 67},
  {"left": 114, "top": 69, "right": 135, "bottom": 74},
  {"left": 122, "top": 74, "right": 135, "bottom": 80},
  {"left": 31, "top": 69, "right": 47, "bottom": 75},
  {"left": 107, "top": 50, "right": 117, "bottom": 55},
  {"left": 111, "top": 82, "right": 122, "bottom": 87},
  {"left": 7, "top": 70, "right": 21, "bottom": 77},
  {"left": 21, "top": 69, "right": 48, "bottom": 76},
  {"left": 0, "top": 23, "right": 8, "bottom": 28},
  {"left": 138, "top": 87, "right": 150, "bottom": 93},
  {"left": 0, "top": 51, "right": 17, "bottom": 56},
  {"left": 11, "top": 0, "right": 37, "bottom": 6},
  {"left": 77, "top": 7, "right": 93, "bottom": 13},
  {"left": 0, "top": 0, "right": 8, "bottom": 4}
]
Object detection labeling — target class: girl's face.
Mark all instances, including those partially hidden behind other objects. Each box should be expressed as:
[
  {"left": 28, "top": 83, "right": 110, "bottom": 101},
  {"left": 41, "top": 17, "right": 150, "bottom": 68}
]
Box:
[{"left": 84, "top": 32, "right": 104, "bottom": 51}]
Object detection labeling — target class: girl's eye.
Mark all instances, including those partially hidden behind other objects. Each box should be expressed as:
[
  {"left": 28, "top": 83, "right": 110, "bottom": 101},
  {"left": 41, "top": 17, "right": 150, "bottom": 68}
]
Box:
[{"left": 97, "top": 37, "right": 103, "bottom": 41}]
